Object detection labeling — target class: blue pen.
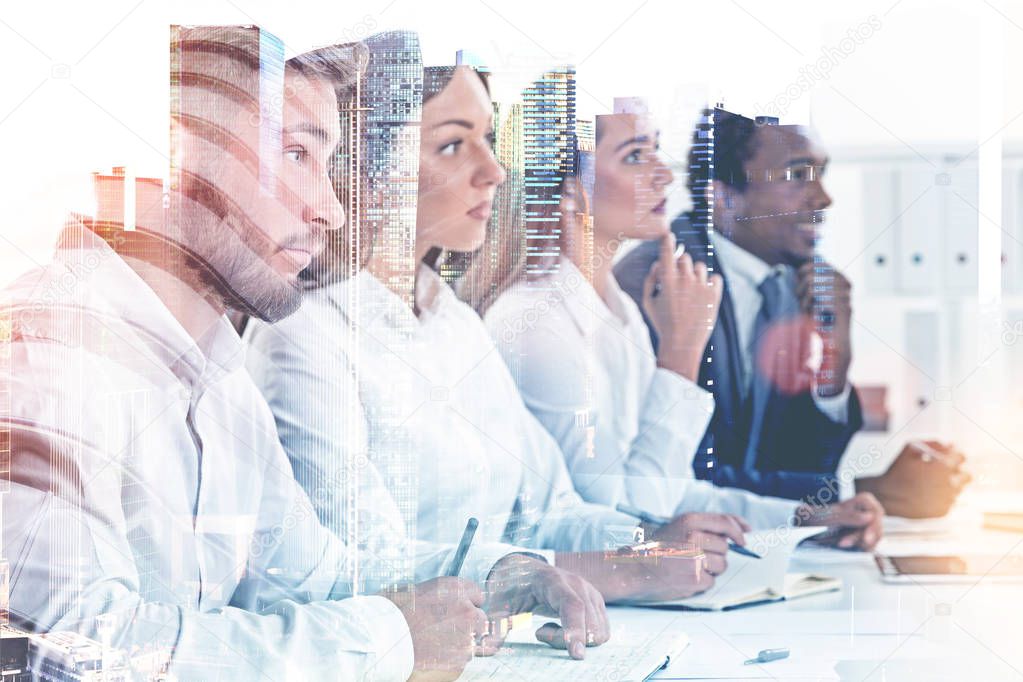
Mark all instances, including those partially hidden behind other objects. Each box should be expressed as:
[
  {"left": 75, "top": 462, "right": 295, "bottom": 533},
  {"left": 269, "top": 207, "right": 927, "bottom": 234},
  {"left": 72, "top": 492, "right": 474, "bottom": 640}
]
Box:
[
  {"left": 616, "top": 504, "right": 761, "bottom": 560},
  {"left": 728, "top": 542, "right": 763, "bottom": 559}
]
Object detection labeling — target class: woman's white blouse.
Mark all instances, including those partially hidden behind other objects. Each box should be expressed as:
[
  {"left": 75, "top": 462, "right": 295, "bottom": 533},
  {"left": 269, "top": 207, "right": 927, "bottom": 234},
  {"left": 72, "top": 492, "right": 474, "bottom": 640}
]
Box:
[
  {"left": 484, "top": 258, "right": 798, "bottom": 529},
  {"left": 246, "top": 264, "right": 640, "bottom": 574}
]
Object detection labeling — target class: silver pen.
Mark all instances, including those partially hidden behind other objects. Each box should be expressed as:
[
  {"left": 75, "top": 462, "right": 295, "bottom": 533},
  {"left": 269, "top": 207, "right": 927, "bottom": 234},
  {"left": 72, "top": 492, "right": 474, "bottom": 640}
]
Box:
[{"left": 744, "top": 648, "right": 790, "bottom": 665}]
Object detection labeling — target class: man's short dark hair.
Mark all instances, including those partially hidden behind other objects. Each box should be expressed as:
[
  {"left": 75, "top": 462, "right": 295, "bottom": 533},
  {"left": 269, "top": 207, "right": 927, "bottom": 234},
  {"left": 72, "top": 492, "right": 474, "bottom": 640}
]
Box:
[{"left": 686, "top": 107, "right": 759, "bottom": 217}]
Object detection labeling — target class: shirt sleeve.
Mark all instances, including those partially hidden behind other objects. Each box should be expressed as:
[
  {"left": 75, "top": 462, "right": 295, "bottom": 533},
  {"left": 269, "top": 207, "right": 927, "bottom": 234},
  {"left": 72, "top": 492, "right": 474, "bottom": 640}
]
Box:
[
  {"left": 469, "top": 340, "right": 642, "bottom": 553},
  {"left": 811, "top": 382, "right": 852, "bottom": 424},
  {"left": 5, "top": 484, "right": 415, "bottom": 681},
  {"left": 244, "top": 311, "right": 547, "bottom": 588},
  {"left": 508, "top": 407, "right": 645, "bottom": 552},
  {"left": 3, "top": 370, "right": 415, "bottom": 682},
  {"left": 668, "top": 479, "right": 799, "bottom": 529},
  {"left": 486, "top": 293, "right": 713, "bottom": 521}
]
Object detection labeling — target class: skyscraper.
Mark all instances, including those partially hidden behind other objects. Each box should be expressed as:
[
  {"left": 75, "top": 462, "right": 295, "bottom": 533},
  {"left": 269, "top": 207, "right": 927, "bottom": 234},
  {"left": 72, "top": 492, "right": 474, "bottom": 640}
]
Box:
[
  {"left": 494, "top": 99, "right": 525, "bottom": 256},
  {"left": 331, "top": 31, "right": 424, "bottom": 591},
  {"left": 358, "top": 31, "right": 423, "bottom": 307},
  {"left": 575, "top": 118, "right": 595, "bottom": 152},
  {"left": 333, "top": 50, "right": 370, "bottom": 283},
  {"left": 522, "top": 67, "right": 577, "bottom": 280},
  {"left": 690, "top": 105, "right": 718, "bottom": 475},
  {"left": 689, "top": 106, "right": 715, "bottom": 239}
]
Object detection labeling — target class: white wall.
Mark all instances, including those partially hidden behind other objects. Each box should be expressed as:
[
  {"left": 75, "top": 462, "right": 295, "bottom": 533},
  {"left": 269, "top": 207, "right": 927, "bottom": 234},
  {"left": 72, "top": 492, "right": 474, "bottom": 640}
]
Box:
[{"left": 2, "top": 0, "right": 1021, "bottom": 487}]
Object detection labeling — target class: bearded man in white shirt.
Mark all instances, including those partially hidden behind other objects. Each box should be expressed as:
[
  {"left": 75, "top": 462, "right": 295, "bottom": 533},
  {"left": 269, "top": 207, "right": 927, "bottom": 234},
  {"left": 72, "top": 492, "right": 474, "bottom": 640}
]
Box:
[{"left": 0, "top": 26, "right": 605, "bottom": 681}]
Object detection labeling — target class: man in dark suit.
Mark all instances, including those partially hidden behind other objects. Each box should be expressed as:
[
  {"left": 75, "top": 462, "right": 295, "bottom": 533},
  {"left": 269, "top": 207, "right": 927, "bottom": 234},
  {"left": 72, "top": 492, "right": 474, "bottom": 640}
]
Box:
[{"left": 615, "top": 108, "right": 969, "bottom": 515}]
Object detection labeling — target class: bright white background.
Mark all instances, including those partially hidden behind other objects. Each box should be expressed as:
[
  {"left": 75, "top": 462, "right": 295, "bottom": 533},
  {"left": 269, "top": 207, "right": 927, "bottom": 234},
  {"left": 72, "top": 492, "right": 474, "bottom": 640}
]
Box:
[
  {"left": 1, "top": 0, "right": 1022, "bottom": 489},
  {"left": 0, "top": 0, "right": 1019, "bottom": 266}
]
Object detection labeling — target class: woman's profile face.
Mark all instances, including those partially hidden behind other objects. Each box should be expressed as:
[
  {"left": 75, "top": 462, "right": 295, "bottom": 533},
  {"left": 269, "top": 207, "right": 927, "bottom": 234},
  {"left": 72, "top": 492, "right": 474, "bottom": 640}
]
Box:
[
  {"left": 592, "top": 113, "right": 674, "bottom": 240},
  {"left": 416, "top": 66, "right": 506, "bottom": 254}
]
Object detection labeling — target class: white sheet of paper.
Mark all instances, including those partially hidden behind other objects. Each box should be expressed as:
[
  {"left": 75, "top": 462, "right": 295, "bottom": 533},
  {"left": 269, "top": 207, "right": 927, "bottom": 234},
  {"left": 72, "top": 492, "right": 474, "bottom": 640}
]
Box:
[
  {"left": 680, "top": 609, "right": 926, "bottom": 636},
  {"left": 653, "top": 630, "right": 942, "bottom": 680},
  {"left": 460, "top": 615, "right": 689, "bottom": 682}
]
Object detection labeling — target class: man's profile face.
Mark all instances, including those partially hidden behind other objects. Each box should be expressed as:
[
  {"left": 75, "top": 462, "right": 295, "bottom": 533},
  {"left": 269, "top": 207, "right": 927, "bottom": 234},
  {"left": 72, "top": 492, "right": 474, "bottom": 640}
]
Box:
[
  {"left": 183, "top": 69, "right": 344, "bottom": 322},
  {"left": 731, "top": 125, "right": 832, "bottom": 267}
]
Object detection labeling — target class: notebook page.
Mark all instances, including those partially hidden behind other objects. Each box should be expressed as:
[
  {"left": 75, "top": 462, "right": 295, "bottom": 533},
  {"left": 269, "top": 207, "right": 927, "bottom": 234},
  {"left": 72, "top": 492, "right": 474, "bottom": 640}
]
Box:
[
  {"left": 461, "top": 616, "right": 689, "bottom": 682},
  {"left": 639, "top": 525, "right": 824, "bottom": 609}
]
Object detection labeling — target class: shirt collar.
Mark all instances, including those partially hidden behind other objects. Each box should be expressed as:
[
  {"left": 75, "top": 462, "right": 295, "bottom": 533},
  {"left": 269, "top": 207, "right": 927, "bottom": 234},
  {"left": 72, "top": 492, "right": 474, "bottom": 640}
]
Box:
[
  {"left": 710, "top": 232, "right": 787, "bottom": 290},
  {"left": 324, "top": 262, "right": 449, "bottom": 335},
  {"left": 54, "top": 218, "right": 244, "bottom": 388},
  {"left": 552, "top": 257, "right": 629, "bottom": 331}
]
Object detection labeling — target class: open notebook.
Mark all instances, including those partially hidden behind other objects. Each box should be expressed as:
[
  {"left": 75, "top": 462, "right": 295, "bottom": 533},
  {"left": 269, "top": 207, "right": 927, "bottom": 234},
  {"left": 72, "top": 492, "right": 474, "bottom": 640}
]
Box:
[
  {"left": 460, "top": 615, "right": 689, "bottom": 681},
  {"left": 635, "top": 525, "right": 840, "bottom": 611}
]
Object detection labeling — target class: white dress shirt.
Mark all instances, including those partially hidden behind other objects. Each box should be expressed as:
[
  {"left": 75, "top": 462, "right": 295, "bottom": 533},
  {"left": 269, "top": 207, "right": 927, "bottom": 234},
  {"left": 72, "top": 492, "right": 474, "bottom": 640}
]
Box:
[
  {"left": 246, "top": 283, "right": 553, "bottom": 586},
  {"left": 1, "top": 222, "right": 413, "bottom": 681},
  {"left": 248, "top": 264, "right": 640, "bottom": 566},
  {"left": 711, "top": 233, "right": 851, "bottom": 423},
  {"left": 484, "top": 258, "right": 799, "bottom": 529}
]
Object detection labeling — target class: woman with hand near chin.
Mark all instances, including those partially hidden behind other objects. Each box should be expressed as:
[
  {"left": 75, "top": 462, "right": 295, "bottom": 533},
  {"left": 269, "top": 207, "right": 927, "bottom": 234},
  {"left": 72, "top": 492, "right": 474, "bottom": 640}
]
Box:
[{"left": 472, "top": 109, "right": 883, "bottom": 554}]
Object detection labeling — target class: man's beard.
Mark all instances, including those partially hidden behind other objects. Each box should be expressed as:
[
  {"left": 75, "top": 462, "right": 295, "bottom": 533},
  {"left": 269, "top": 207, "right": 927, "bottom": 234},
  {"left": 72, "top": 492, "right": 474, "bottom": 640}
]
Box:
[{"left": 180, "top": 204, "right": 304, "bottom": 324}]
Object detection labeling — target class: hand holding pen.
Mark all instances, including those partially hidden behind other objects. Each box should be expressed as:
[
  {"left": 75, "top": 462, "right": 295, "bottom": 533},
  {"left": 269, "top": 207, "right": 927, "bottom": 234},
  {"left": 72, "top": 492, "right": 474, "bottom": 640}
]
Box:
[
  {"left": 617, "top": 504, "right": 755, "bottom": 576},
  {"left": 385, "top": 526, "right": 492, "bottom": 682}
]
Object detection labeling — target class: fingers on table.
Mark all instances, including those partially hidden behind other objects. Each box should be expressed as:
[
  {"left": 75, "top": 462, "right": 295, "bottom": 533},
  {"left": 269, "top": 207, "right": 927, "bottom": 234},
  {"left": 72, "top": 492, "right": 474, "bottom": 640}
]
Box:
[{"left": 535, "top": 621, "right": 585, "bottom": 660}]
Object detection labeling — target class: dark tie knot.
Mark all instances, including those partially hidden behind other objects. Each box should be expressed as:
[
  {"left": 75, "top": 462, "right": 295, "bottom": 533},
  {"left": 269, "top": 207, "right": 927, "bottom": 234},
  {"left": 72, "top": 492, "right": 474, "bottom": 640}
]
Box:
[{"left": 757, "top": 269, "right": 797, "bottom": 320}]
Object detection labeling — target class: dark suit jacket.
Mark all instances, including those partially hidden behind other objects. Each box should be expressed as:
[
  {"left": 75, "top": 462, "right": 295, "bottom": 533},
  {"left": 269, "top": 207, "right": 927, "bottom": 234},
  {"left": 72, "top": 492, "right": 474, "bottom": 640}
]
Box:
[{"left": 613, "top": 213, "right": 863, "bottom": 501}]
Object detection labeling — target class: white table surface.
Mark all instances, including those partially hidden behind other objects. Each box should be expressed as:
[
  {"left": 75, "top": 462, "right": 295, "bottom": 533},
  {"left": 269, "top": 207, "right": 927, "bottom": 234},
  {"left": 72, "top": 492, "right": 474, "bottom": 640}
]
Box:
[{"left": 619, "top": 512, "right": 1023, "bottom": 681}]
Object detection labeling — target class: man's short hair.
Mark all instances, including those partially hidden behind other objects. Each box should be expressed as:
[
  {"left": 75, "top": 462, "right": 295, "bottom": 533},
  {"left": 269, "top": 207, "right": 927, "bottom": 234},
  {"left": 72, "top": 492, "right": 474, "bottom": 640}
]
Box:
[
  {"left": 686, "top": 107, "right": 759, "bottom": 215},
  {"left": 171, "top": 25, "right": 364, "bottom": 127},
  {"left": 170, "top": 26, "right": 364, "bottom": 188},
  {"left": 287, "top": 42, "right": 367, "bottom": 100}
]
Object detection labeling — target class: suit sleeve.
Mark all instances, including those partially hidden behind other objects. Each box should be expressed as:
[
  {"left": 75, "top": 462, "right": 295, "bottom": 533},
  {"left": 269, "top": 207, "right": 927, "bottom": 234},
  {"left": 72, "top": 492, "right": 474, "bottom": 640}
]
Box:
[
  {"left": 706, "top": 389, "right": 863, "bottom": 501},
  {"left": 704, "top": 461, "right": 840, "bottom": 502},
  {"left": 617, "top": 240, "right": 865, "bottom": 503}
]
